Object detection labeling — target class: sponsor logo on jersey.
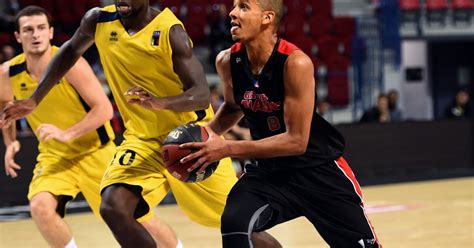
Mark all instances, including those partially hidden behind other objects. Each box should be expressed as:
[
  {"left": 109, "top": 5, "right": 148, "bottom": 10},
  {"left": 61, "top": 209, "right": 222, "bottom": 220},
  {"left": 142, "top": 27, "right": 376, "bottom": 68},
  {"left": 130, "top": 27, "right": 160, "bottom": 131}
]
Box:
[
  {"left": 109, "top": 31, "right": 118, "bottom": 41},
  {"left": 20, "top": 82, "right": 27, "bottom": 91},
  {"left": 241, "top": 91, "right": 281, "bottom": 113}
]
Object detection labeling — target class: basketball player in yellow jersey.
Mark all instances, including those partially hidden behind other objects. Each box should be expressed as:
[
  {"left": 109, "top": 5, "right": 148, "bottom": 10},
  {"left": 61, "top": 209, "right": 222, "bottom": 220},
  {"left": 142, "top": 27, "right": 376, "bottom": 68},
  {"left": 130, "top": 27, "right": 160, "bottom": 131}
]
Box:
[
  {"left": 0, "top": 6, "right": 181, "bottom": 248},
  {"left": 1, "top": 1, "right": 280, "bottom": 248}
]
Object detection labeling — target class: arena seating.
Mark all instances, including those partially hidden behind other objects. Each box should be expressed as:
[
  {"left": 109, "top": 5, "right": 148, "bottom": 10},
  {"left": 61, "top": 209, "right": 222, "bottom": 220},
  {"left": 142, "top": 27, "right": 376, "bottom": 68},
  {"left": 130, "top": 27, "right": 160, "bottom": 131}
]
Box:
[
  {"left": 1, "top": 0, "right": 355, "bottom": 107},
  {"left": 399, "top": 0, "right": 421, "bottom": 24},
  {"left": 425, "top": 0, "right": 449, "bottom": 25},
  {"left": 452, "top": 0, "right": 474, "bottom": 24}
]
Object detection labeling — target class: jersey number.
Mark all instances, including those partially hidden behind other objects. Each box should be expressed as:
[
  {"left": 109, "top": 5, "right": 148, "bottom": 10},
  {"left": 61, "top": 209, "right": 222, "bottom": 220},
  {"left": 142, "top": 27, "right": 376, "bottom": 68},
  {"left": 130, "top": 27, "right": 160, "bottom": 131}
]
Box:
[
  {"left": 110, "top": 150, "right": 136, "bottom": 166},
  {"left": 267, "top": 116, "right": 281, "bottom": 131}
]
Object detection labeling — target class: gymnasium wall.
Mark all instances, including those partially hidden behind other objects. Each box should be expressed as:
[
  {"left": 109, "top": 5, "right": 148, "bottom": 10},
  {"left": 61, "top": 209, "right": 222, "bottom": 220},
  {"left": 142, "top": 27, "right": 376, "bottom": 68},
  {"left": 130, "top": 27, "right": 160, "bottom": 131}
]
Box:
[{"left": 0, "top": 119, "right": 472, "bottom": 207}]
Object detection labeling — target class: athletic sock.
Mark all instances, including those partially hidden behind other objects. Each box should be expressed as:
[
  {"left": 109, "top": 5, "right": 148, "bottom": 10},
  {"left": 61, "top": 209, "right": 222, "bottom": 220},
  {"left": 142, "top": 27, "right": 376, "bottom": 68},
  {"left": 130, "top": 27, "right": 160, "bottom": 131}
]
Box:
[
  {"left": 176, "top": 239, "right": 183, "bottom": 248},
  {"left": 64, "top": 238, "right": 77, "bottom": 248}
]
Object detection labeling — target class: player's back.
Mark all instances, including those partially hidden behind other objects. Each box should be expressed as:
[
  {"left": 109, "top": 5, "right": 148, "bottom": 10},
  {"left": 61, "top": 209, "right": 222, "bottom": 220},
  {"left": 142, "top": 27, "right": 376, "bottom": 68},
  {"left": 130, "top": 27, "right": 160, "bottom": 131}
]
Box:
[
  {"left": 9, "top": 47, "right": 114, "bottom": 158},
  {"left": 95, "top": 5, "right": 214, "bottom": 144}
]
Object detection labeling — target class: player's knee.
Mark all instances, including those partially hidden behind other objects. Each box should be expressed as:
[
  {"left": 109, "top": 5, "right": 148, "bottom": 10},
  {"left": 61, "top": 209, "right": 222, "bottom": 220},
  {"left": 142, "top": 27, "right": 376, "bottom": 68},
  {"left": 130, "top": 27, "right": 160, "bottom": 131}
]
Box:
[
  {"left": 221, "top": 208, "right": 250, "bottom": 233},
  {"left": 99, "top": 200, "right": 121, "bottom": 222},
  {"left": 29, "top": 196, "right": 56, "bottom": 219}
]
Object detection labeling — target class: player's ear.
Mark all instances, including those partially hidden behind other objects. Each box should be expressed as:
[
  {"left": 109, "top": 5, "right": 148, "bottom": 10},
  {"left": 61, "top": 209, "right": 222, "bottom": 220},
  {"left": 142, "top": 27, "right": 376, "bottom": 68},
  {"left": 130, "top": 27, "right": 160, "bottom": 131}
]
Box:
[
  {"left": 14, "top": 31, "right": 21, "bottom": 44},
  {"left": 49, "top": 26, "right": 54, "bottom": 40},
  {"left": 262, "top": 11, "right": 275, "bottom": 25}
]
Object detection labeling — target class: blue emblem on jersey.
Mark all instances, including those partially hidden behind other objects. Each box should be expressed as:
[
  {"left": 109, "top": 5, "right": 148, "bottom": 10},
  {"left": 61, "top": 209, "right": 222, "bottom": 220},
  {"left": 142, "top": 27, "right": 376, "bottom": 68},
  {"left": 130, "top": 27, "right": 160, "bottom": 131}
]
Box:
[
  {"left": 152, "top": 31, "right": 161, "bottom": 46},
  {"left": 253, "top": 79, "right": 259, "bottom": 88}
]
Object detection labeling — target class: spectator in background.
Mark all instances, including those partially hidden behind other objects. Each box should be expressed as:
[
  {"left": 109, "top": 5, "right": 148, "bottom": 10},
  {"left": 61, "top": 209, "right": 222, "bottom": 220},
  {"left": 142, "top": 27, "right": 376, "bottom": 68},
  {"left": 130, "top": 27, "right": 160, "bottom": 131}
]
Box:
[
  {"left": 2, "top": 44, "right": 16, "bottom": 61},
  {"left": 387, "top": 89, "right": 403, "bottom": 121},
  {"left": 0, "top": 0, "right": 21, "bottom": 32},
  {"left": 316, "top": 98, "right": 332, "bottom": 122},
  {"left": 210, "top": 84, "right": 224, "bottom": 112},
  {"left": 360, "top": 93, "right": 391, "bottom": 123},
  {"left": 208, "top": 4, "right": 233, "bottom": 67},
  {"left": 445, "top": 89, "right": 471, "bottom": 119}
]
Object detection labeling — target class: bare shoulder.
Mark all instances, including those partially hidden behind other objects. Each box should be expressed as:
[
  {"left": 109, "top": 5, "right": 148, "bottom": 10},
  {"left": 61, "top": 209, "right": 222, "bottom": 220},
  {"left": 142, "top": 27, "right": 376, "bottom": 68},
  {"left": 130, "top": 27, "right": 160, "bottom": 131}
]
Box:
[
  {"left": 83, "top": 7, "right": 102, "bottom": 22},
  {"left": 80, "top": 7, "right": 102, "bottom": 36},
  {"left": 215, "top": 48, "right": 232, "bottom": 70},
  {"left": 0, "top": 61, "right": 10, "bottom": 78},
  {"left": 285, "top": 49, "right": 313, "bottom": 70},
  {"left": 169, "top": 24, "right": 192, "bottom": 57}
]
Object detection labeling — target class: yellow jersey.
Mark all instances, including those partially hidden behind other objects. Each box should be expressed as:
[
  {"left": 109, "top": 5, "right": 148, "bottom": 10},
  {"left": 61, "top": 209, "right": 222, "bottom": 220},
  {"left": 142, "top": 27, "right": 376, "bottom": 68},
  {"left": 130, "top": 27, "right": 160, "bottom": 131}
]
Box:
[
  {"left": 9, "top": 46, "right": 115, "bottom": 158},
  {"left": 95, "top": 5, "right": 214, "bottom": 143}
]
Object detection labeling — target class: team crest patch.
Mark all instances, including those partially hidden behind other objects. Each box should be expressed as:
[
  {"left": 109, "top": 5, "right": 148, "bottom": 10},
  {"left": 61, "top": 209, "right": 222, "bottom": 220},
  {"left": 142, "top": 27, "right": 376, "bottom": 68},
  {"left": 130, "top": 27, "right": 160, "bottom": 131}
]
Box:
[
  {"left": 151, "top": 31, "right": 161, "bottom": 46},
  {"left": 109, "top": 31, "right": 118, "bottom": 41}
]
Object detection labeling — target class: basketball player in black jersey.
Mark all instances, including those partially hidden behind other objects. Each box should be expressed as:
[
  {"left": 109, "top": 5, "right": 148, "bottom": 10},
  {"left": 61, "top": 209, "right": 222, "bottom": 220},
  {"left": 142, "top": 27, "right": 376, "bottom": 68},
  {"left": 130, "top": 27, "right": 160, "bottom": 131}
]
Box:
[{"left": 181, "top": 0, "right": 382, "bottom": 247}]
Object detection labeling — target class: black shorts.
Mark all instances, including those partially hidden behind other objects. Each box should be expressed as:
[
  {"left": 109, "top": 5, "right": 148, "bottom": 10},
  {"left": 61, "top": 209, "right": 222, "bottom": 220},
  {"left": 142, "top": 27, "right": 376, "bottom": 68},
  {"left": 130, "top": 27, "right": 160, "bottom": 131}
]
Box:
[{"left": 227, "top": 157, "right": 381, "bottom": 247}]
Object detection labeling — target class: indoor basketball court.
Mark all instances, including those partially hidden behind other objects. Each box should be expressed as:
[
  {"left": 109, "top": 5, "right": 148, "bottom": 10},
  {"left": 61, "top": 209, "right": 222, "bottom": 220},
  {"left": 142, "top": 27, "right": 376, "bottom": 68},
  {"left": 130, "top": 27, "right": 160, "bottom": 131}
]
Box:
[
  {"left": 1, "top": 0, "right": 473, "bottom": 247},
  {"left": 1, "top": 177, "right": 472, "bottom": 247}
]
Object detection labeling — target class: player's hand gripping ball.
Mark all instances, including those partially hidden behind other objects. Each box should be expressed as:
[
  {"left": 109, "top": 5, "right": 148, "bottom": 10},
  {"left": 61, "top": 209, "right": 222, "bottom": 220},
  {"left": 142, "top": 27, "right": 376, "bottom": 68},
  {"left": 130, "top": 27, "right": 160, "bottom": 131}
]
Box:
[{"left": 162, "top": 124, "right": 218, "bottom": 182}]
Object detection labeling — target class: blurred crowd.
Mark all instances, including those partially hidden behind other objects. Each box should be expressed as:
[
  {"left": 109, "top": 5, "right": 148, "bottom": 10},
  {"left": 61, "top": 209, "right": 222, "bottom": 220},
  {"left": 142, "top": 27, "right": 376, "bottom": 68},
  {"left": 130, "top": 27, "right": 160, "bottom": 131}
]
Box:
[{"left": 0, "top": 1, "right": 471, "bottom": 146}]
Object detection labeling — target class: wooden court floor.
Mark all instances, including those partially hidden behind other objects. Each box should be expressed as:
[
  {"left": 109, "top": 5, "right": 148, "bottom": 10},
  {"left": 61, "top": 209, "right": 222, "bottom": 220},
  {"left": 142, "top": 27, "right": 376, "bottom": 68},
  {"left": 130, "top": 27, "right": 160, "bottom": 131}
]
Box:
[{"left": 1, "top": 177, "right": 472, "bottom": 248}]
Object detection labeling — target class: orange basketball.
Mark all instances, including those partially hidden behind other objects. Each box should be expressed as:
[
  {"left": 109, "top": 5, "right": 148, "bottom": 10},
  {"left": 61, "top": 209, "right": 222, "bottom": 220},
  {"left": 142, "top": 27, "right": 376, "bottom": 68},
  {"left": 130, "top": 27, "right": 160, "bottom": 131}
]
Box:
[{"left": 162, "top": 124, "right": 218, "bottom": 182}]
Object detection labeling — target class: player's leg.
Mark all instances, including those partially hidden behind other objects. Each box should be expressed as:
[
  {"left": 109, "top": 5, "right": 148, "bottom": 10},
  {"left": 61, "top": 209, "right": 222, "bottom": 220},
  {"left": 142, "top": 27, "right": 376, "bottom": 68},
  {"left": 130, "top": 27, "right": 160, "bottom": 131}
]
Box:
[
  {"left": 27, "top": 155, "right": 81, "bottom": 248},
  {"left": 250, "top": 232, "right": 281, "bottom": 248},
  {"left": 167, "top": 158, "right": 281, "bottom": 247},
  {"left": 80, "top": 142, "right": 179, "bottom": 248},
  {"left": 220, "top": 190, "right": 276, "bottom": 248},
  {"left": 141, "top": 215, "right": 180, "bottom": 248},
  {"left": 29, "top": 193, "right": 76, "bottom": 248},
  {"left": 100, "top": 184, "right": 156, "bottom": 247},
  {"left": 100, "top": 142, "right": 178, "bottom": 248},
  {"left": 297, "top": 158, "right": 381, "bottom": 248}
]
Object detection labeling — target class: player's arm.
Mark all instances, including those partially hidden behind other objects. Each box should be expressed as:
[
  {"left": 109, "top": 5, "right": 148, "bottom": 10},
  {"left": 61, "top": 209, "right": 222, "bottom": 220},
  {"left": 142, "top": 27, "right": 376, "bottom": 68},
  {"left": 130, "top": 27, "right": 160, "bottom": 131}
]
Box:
[
  {"left": 1, "top": 8, "right": 100, "bottom": 122},
  {"left": 0, "top": 62, "right": 21, "bottom": 178},
  {"left": 126, "top": 25, "right": 210, "bottom": 112},
  {"left": 207, "top": 48, "right": 245, "bottom": 135},
  {"left": 36, "top": 57, "right": 113, "bottom": 143},
  {"left": 182, "top": 50, "right": 315, "bottom": 170}
]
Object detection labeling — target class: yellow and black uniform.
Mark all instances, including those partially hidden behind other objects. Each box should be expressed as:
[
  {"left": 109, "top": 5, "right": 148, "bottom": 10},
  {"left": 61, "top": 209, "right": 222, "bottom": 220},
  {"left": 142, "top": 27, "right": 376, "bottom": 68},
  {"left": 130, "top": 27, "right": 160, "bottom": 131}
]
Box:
[
  {"left": 9, "top": 46, "right": 116, "bottom": 218},
  {"left": 95, "top": 5, "right": 236, "bottom": 226}
]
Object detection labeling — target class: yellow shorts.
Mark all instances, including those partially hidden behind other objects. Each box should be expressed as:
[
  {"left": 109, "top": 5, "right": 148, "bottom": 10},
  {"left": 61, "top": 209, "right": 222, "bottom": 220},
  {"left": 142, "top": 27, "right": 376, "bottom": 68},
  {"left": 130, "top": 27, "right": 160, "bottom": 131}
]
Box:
[
  {"left": 28, "top": 142, "right": 116, "bottom": 219},
  {"left": 100, "top": 137, "right": 237, "bottom": 227}
]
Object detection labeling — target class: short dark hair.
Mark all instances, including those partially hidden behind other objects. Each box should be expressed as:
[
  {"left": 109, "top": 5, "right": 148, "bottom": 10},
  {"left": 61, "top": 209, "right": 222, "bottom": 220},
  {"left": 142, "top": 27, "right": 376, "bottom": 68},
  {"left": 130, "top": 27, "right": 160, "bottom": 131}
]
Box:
[
  {"left": 15, "top": 6, "right": 53, "bottom": 32},
  {"left": 257, "top": 0, "right": 284, "bottom": 28}
]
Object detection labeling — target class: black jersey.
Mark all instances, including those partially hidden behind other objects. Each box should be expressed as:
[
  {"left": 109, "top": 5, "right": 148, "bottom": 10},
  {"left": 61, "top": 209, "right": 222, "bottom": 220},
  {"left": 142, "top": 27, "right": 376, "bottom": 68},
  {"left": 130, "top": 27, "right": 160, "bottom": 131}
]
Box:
[{"left": 230, "top": 38, "right": 345, "bottom": 168}]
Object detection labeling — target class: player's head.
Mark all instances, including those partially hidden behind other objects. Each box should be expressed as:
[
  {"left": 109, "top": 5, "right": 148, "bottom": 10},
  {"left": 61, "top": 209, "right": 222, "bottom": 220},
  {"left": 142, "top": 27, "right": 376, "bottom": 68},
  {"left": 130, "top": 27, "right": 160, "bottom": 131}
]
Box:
[
  {"left": 14, "top": 6, "right": 53, "bottom": 56},
  {"left": 455, "top": 89, "right": 469, "bottom": 106},
  {"left": 115, "top": 0, "right": 148, "bottom": 18},
  {"left": 229, "top": 0, "right": 283, "bottom": 42},
  {"left": 376, "top": 94, "right": 389, "bottom": 112}
]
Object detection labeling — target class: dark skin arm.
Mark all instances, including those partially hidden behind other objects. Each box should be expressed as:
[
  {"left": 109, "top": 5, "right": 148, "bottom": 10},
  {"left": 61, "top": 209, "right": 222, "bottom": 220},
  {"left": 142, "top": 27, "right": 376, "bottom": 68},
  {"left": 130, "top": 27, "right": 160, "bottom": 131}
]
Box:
[
  {"left": 125, "top": 24, "right": 210, "bottom": 111},
  {"left": 0, "top": 8, "right": 99, "bottom": 123}
]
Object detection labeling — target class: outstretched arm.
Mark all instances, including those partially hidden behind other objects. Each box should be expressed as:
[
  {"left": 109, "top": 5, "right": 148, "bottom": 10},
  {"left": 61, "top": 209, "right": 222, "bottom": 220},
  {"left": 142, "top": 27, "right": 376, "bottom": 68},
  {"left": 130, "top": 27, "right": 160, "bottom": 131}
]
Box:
[
  {"left": 1, "top": 8, "right": 100, "bottom": 122},
  {"left": 125, "top": 25, "right": 211, "bottom": 112}
]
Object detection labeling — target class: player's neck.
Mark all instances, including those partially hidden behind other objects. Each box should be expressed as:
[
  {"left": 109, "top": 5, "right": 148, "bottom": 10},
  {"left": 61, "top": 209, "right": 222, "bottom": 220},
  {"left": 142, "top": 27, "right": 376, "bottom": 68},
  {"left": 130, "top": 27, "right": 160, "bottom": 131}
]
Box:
[
  {"left": 25, "top": 45, "right": 52, "bottom": 81},
  {"left": 121, "top": 7, "right": 159, "bottom": 35},
  {"left": 245, "top": 33, "right": 277, "bottom": 75}
]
